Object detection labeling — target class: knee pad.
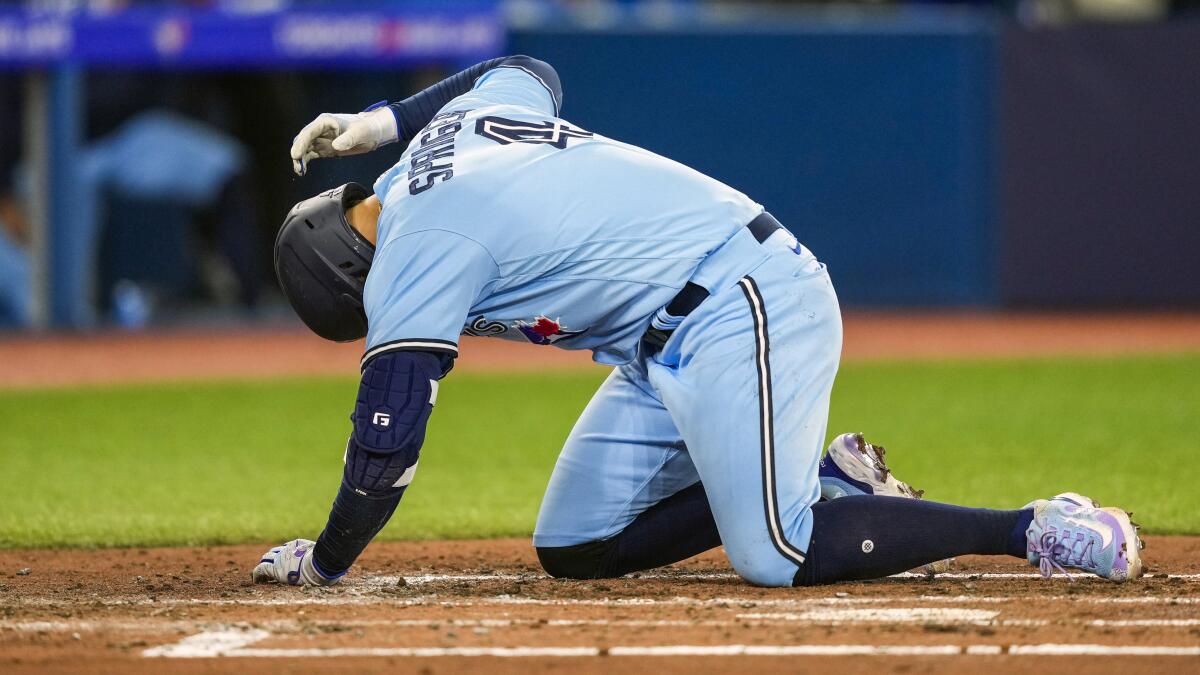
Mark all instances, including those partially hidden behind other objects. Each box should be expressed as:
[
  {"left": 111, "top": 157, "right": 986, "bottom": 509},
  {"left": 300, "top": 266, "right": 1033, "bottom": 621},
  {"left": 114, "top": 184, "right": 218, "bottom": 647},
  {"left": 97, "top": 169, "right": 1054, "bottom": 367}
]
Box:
[
  {"left": 345, "top": 350, "right": 442, "bottom": 495},
  {"left": 536, "top": 539, "right": 617, "bottom": 579}
]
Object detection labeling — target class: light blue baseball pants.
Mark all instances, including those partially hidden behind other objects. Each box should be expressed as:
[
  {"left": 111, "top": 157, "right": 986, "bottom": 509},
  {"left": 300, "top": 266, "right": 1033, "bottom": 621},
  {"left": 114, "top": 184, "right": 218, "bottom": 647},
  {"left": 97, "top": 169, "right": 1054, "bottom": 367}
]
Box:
[{"left": 534, "top": 237, "right": 843, "bottom": 587}]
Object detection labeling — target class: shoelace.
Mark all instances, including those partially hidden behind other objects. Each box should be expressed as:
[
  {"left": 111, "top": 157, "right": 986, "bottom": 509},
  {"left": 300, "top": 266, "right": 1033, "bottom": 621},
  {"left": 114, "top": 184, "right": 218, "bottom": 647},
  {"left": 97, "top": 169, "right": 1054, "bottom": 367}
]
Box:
[
  {"left": 861, "top": 441, "right": 925, "bottom": 499},
  {"left": 1028, "top": 532, "right": 1076, "bottom": 582}
]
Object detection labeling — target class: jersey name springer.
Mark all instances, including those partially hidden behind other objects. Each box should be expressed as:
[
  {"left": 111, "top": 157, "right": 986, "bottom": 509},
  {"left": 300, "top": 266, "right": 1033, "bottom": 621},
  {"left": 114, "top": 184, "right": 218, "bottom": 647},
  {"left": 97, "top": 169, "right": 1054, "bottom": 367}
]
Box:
[{"left": 408, "top": 109, "right": 469, "bottom": 195}]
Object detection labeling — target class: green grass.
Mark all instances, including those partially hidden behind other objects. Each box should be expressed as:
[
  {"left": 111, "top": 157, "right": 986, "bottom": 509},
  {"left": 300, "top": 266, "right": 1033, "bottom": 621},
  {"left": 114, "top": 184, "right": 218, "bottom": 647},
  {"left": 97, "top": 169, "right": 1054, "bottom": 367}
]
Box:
[{"left": 1, "top": 354, "right": 1197, "bottom": 548}]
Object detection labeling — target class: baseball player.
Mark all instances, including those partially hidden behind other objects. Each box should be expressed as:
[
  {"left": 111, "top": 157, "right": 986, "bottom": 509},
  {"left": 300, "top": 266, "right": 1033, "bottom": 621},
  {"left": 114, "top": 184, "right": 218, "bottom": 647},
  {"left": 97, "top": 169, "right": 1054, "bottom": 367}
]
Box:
[{"left": 254, "top": 56, "right": 1143, "bottom": 588}]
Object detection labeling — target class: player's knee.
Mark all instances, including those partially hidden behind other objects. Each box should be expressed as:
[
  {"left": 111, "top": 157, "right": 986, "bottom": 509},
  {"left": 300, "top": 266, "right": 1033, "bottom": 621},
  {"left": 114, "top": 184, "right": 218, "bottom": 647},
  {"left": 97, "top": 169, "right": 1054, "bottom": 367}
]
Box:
[
  {"left": 536, "top": 539, "right": 618, "bottom": 579},
  {"left": 725, "top": 548, "right": 802, "bottom": 588}
]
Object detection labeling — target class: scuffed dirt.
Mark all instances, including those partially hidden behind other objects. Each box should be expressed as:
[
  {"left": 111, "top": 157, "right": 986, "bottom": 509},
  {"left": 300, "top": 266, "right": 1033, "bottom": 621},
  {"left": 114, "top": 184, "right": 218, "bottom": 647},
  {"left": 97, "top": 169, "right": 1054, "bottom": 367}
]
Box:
[{"left": 2, "top": 538, "right": 1198, "bottom": 673}]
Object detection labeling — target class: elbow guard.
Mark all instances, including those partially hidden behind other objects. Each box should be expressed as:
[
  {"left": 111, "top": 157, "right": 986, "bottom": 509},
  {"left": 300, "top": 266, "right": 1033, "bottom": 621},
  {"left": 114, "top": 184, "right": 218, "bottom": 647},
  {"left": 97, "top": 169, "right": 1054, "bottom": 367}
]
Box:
[{"left": 344, "top": 350, "right": 443, "bottom": 495}]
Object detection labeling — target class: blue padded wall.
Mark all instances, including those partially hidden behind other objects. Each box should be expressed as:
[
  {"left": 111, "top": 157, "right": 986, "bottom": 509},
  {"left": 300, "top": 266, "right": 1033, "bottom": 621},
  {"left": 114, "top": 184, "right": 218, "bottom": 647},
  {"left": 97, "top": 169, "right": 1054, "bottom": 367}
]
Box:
[{"left": 512, "top": 18, "right": 998, "bottom": 306}]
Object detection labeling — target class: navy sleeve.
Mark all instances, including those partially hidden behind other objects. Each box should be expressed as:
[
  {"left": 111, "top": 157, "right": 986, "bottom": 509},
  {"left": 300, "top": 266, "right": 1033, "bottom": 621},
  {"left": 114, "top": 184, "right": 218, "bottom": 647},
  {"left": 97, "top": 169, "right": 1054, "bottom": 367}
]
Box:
[
  {"left": 387, "top": 55, "right": 561, "bottom": 144},
  {"left": 311, "top": 350, "right": 444, "bottom": 578}
]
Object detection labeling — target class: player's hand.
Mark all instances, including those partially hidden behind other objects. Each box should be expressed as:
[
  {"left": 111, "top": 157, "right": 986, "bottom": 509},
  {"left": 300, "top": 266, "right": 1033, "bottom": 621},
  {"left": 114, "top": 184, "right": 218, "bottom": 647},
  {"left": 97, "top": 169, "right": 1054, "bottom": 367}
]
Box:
[
  {"left": 290, "top": 107, "right": 398, "bottom": 176},
  {"left": 251, "top": 539, "right": 341, "bottom": 586}
]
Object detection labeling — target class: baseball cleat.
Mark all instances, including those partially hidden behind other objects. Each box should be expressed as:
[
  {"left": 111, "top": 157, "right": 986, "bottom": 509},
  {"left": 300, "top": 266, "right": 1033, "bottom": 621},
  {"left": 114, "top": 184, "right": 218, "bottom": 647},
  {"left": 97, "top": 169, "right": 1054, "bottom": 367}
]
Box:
[
  {"left": 819, "top": 432, "right": 924, "bottom": 500},
  {"left": 1024, "top": 492, "right": 1145, "bottom": 582},
  {"left": 819, "top": 432, "right": 951, "bottom": 574}
]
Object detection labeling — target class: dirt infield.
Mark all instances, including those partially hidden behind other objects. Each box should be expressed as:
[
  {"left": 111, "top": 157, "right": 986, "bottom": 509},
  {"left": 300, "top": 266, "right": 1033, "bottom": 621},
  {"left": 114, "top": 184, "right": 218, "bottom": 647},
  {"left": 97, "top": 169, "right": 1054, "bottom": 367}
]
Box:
[
  {"left": 2, "top": 538, "right": 1198, "bottom": 673},
  {"left": 2, "top": 311, "right": 1198, "bottom": 389}
]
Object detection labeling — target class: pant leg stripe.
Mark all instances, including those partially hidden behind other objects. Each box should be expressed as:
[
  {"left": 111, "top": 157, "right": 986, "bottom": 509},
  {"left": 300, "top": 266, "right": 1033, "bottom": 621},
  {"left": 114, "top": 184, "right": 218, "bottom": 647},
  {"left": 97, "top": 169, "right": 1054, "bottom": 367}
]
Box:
[{"left": 738, "top": 276, "right": 806, "bottom": 567}]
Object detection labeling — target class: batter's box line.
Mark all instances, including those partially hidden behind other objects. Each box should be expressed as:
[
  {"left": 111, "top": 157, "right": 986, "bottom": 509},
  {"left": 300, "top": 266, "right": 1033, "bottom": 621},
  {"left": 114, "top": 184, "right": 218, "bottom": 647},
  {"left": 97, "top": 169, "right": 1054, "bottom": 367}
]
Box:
[
  {"left": 355, "top": 572, "right": 1200, "bottom": 587},
  {"left": 142, "top": 629, "right": 1200, "bottom": 659},
  {"left": 16, "top": 593, "right": 1200, "bottom": 609},
  {"left": 8, "top": 616, "right": 1200, "bottom": 633}
]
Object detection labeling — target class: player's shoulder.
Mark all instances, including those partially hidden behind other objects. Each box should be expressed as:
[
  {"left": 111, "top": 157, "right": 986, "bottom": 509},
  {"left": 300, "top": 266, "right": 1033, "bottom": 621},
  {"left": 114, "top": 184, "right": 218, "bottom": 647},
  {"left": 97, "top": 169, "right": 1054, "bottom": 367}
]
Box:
[
  {"left": 443, "top": 64, "right": 559, "bottom": 119},
  {"left": 441, "top": 98, "right": 558, "bottom": 125},
  {"left": 476, "top": 61, "right": 561, "bottom": 112},
  {"left": 374, "top": 210, "right": 498, "bottom": 268},
  {"left": 376, "top": 215, "right": 478, "bottom": 251}
]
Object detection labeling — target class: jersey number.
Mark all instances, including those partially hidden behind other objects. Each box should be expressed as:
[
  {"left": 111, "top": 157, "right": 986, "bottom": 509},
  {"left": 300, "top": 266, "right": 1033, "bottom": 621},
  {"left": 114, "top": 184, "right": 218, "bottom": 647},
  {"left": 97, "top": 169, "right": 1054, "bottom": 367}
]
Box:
[{"left": 474, "top": 116, "right": 593, "bottom": 150}]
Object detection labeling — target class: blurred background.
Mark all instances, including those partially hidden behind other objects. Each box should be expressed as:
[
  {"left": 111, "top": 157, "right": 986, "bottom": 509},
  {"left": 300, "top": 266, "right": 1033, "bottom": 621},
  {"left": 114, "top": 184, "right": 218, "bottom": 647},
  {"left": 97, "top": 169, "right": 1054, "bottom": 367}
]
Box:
[{"left": 0, "top": 0, "right": 1197, "bottom": 333}]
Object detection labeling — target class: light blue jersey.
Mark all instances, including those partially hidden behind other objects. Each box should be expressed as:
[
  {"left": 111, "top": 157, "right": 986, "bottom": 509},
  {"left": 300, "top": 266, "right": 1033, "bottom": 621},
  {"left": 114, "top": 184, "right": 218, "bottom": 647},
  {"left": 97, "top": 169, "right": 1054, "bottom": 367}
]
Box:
[
  {"left": 363, "top": 67, "right": 762, "bottom": 366},
  {"left": 364, "top": 64, "right": 844, "bottom": 587}
]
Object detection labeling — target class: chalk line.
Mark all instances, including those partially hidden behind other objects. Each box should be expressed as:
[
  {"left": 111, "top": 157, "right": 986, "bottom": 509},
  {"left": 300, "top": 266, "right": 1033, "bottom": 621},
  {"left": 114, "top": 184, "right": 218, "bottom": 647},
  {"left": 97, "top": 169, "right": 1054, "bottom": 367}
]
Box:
[
  {"left": 1006, "top": 644, "right": 1200, "bottom": 656},
  {"left": 142, "top": 629, "right": 268, "bottom": 658},
  {"left": 15, "top": 593, "right": 1200, "bottom": 609},
  {"left": 9, "top": 615, "right": 1200, "bottom": 633},
  {"left": 734, "top": 608, "right": 1000, "bottom": 624},
  {"left": 232, "top": 644, "right": 1200, "bottom": 657},
  {"left": 141, "top": 629, "right": 1200, "bottom": 659},
  {"left": 362, "top": 572, "right": 1200, "bottom": 586},
  {"left": 736, "top": 607, "right": 1000, "bottom": 624}
]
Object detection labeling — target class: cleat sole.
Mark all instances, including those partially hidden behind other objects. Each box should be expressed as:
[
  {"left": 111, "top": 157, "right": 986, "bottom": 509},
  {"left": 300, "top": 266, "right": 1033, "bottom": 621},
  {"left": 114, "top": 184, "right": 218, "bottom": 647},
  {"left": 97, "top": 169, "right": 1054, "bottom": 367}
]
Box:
[{"left": 1101, "top": 506, "right": 1145, "bottom": 580}]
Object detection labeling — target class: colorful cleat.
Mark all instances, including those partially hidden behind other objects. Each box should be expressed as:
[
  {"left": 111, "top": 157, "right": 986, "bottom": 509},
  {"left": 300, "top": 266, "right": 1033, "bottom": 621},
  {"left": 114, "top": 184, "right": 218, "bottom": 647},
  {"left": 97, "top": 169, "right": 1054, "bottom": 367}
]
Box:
[
  {"left": 820, "top": 432, "right": 924, "bottom": 500},
  {"left": 1024, "top": 492, "right": 1145, "bottom": 582},
  {"left": 819, "top": 432, "right": 950, "bottom": 574}
]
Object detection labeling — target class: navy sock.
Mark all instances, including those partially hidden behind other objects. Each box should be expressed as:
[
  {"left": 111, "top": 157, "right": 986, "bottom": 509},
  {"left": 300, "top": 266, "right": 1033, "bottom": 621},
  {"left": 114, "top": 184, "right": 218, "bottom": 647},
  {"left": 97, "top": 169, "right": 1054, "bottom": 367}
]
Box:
[
  {"left": 312, "top": 481, "right": 405, "bottom": 577},
  {"left": 1009, "top": 508, "right": 1035, "bottom": 557},
  {"left": 795, "top": 495, "right": 1033, "bottom": 586},
  {"left": 536, "top": 482, "right": 721, "bottom": 579},
  {"left": 605, "top": 482, "right": 722, "bottom": 576}
]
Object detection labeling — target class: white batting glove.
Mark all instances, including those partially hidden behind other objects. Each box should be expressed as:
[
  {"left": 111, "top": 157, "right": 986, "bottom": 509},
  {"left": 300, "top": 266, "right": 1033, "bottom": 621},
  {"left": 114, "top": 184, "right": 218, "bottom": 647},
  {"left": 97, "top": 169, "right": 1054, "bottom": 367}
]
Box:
[
  {"left": 290, "top": 106, "right": 398, "bottom": 176},
  {"left": 251, "top": 539, "right": 341, "bottom": 586}
]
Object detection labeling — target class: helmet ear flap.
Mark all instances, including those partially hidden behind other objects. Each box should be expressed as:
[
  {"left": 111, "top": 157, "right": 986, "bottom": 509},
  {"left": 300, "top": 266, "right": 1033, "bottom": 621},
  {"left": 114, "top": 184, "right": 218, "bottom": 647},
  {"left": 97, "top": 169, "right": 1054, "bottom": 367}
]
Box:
[{"left": 274, "top": 183, "right": 375, "bottom": 342}]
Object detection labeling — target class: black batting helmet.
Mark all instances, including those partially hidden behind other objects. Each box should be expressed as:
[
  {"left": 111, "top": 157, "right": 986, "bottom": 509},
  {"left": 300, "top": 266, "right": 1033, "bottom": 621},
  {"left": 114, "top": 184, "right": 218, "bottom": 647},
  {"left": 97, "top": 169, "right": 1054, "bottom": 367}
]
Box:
[{"left": 274, "top": 182, "right": 375, "bottom": 342}]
